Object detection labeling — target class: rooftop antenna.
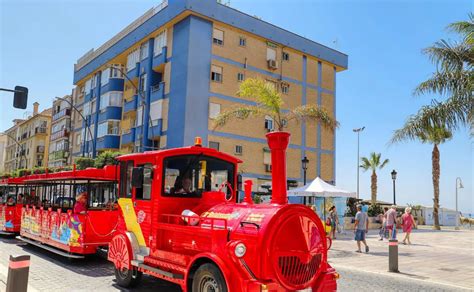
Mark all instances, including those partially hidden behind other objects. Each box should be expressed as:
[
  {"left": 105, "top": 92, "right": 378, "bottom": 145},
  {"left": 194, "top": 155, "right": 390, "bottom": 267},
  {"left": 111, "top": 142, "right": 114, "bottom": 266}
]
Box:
[{"left": 333, "top": 38, "right": 339, "bottom": 49}]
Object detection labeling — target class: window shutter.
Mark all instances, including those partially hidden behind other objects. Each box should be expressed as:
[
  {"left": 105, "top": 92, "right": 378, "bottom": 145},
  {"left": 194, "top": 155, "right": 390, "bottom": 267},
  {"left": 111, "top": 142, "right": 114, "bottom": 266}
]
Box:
[
  {"left": 150, "top": 100, "right": 163, "bottom": 121},
  {"left": 209, "top": 103, "right": 221, "bottom": 119},
  {"left": 213, "top": 28, "right": 224, "bottom": 41},
  {"left": 211, "top": 65, "right": 222, "bottom": 74}
]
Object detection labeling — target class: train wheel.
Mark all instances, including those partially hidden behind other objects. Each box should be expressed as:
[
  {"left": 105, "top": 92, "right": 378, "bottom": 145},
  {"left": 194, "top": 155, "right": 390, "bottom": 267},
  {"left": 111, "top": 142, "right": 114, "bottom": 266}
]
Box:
[
  {"left": 192, "top": 263, "right": 228, "bottom": 292},
  {"left": 109, "top": 234, "right": 142, "bottom": 288},
  {"left": 114, "top": 266, "right": 142, "bottom": 288}
]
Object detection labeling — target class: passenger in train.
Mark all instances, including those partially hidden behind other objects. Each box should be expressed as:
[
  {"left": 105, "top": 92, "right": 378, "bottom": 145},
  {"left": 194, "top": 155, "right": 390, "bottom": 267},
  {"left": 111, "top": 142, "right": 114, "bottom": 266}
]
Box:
[{"left": 74, "top": 186, "right": 88, "bottom": 214}]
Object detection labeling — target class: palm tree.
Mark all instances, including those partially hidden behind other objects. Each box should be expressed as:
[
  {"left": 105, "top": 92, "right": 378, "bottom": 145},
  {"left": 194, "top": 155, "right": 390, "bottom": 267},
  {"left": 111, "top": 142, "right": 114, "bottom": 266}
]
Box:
[
  {"left": 213, "top": 78, "right": 339, "bottom": 131},
  {"left": 391, "top": 125, "right": 452, "bottom": 230},
  {"left": 359, "top": 152, "right": 389, "bottom": 206},
  {"left": 403, "top": 14, "right": 473, "bottom": 136}
]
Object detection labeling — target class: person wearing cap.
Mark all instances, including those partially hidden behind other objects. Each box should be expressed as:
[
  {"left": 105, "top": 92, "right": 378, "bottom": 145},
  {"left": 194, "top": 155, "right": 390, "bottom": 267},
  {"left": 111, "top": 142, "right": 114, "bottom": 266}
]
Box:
[
  {"left": 354, "top": 204, "right": 369, "bottom": 253},
  {"left": 74, "top": 186, "right": 88, "bottom": 214},
  {"left": 385, "top": 205, "right": 398, "bottom": 239}
]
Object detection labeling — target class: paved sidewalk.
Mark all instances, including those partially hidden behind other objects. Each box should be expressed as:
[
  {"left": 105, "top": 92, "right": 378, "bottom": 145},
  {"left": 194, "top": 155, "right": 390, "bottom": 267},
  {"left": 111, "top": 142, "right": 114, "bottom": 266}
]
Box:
[{"left": 328, "top": 226, "right": 474, "bottom": 290}]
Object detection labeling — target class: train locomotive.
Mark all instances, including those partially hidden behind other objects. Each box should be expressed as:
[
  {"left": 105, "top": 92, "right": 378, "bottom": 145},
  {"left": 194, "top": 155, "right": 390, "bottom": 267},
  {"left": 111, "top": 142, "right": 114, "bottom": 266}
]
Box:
[{"left": 108, "top": 132, "right": 338, "bottom": 291}]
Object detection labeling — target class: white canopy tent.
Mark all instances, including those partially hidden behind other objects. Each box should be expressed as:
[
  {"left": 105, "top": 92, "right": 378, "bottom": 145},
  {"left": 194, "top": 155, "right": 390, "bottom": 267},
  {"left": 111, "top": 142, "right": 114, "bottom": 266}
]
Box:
[{"left": 288, "top": 177, "right": 356, "bottom": 198}]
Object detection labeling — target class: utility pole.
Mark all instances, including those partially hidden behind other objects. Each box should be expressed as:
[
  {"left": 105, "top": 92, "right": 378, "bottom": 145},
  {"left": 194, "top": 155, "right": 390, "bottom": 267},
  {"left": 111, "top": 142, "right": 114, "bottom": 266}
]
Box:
[{"left": 353, "top": 127, "right": 365, "bottom": 199}]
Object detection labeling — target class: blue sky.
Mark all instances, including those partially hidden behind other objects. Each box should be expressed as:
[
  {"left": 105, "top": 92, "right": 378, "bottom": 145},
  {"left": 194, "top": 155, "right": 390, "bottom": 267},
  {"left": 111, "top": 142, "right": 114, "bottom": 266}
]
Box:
[{"left": 1, "top": 0, "right": 472, "bottom": 213}]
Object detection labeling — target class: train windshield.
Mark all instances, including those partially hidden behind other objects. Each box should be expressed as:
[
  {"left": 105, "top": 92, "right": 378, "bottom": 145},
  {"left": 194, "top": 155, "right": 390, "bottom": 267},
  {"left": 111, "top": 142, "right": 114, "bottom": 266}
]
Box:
[{"left": 163, "top": 155, "right": 235, "bottom": 198}]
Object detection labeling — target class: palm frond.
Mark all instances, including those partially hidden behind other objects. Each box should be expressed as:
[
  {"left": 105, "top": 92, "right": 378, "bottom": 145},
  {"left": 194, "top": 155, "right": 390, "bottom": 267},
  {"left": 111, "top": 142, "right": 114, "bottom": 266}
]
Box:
[
  {"left": 359, "top": 157, "right": 371, "bottom": 171},
  {"left": 447, "top": 13, "right": 474, "bottom": 45},
  {"left": 285, "top": 104, "right": 339, "bottom": 131},
  {"left": 389, "top": 96, "right": 471, "bottom": 145},
  {"left": 414, "top": 70, "right": 473, "bottom": 97},
  {"left": 423, "top": 40, "right": 472, "bottom": 71},
  {"left": 212, "top": 105, "right": 271, "bottom": 130},
  {"left": 380, "top": 159, "right": 390, "bottom": 169},
  {"left": 237, "top": 78, "right": 283, "bottom": 114}
]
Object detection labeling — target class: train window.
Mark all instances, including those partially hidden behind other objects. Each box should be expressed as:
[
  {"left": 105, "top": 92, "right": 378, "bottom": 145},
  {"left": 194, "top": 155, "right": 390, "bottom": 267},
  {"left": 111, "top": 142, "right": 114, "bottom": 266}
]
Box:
[
  {"left": 89, "top": 182, "right": 118, "bottom": 209},
  {"left": 163, "top": 155, "right": 235, "bottom": 197},
  {"left": 135, "top": 163, "right": 153, "bottom": 200},
  {"left": 120, "top": 161, "right": 134, "bottom": 198}
]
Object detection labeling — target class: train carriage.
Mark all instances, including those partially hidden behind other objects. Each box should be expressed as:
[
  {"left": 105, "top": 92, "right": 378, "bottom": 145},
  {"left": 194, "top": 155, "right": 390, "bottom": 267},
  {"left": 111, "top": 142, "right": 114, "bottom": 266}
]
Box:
[
  {"left": 19, "top": 166, "right": 120, "bottom": 258},
  {"left": 108, "top": 133, "right": 338, "bottom": 292},
  {"left": 0, "top": 177, "right": 26, "bottom": 235}
]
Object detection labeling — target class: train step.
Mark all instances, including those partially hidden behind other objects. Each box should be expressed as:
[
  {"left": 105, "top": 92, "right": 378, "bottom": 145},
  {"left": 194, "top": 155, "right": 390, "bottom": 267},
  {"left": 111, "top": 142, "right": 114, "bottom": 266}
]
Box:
[
  {"left": 132, "top": 260, "right": 184, "bottom": 280},
  {"left": 17, "top": 236, "right": 85, "bottom": 259}
]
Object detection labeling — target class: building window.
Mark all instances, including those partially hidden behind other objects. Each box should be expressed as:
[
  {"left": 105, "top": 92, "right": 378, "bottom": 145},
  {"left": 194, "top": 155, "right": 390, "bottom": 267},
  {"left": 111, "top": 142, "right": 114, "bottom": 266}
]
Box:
[
  {"left": 213, "top": 28, "right": 224, "bottom": 45},
  {"left": 281, "top": 83, "right": 290, "bottom": 94},
  {"left": 100, "top": 91, "right": 123, "bottom": 111},
  {"left": 98, "top": 120, "right": 120, "bottom": 138},
  {"left": 267, "top": 48, "right": 276, "bottom": 61},
  {"left": 139, "top": 74, "right": 147, "bottom": 92},
  {"left": 265, "top": 116, "right": 274, "bottom": 131},
  {"left": 91, "top": 99, "right": 97, "bottom": 114},
  {"left": 237, "top": 72, "right": 245, "bottom": 82},
  {"left": 234, "top": 145, "right": 243, "bottom": 155},
  {"left": 239, "top": 37, "right": 246, "bottom": 47},
  {"left": 127, "top": 49, "right": 140, "bottom": 71},
  {"left": 136, "top": 107, "right": 143, "bottom": 127},
  {"left": 282, "top": 52, "right": 290, "bottom": 61},
  {"left": 110, "top": 64, "right": 124, "bottom": 78},
  {"left": 209, "top": 102, "right": 221, "bottom": 119},
  {"left": 140, "top": 41, "right": 149, "bottom": 60},
  {"left": 85, "top": 78, "right": 92, "bottom": 93},
  {"left": 76, "top": 133, "right": 82, "bottom": 146},
  {"left": 83, "top": 102, "right": 91, "bottom": 116},
  {"left": 150, "top": 100, "right": 163, "bottom": 125},
  {"left": 211, "top": 65, "right": 223, "bottom": 82},
  {"left": 154, "top": 30, "right": 167, "bottom": 56},
  {"left": 209, "top": 141, "right": 220, "bottom": 151}
]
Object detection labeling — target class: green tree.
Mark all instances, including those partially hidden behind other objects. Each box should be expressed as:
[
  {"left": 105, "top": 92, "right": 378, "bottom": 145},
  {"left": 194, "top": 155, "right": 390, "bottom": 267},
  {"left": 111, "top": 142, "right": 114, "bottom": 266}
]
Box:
[
  {"left": 213, "top": 78, "right": 339, "bottom": 131},
  {"left": 75, "top": 157, "right": 95, "bottom": 170},
  {"left": 359, "top": 152, "right": 389, "bottom": 205},
  {"left": 94, "top": 151, "right": 122, "bottom": 168},
  {"left": 391, "top": 125, "right": 452, "bottom": 230},
  {"left": 401, "top": 14, "right": 473, "bottom": 137}
]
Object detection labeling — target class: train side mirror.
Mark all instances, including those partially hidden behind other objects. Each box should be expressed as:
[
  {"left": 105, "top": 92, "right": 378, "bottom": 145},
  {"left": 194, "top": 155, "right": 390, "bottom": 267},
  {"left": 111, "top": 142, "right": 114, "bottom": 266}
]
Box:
[
  {"left": 13, "top": 86, "right": 28, "bottom": 109},
  {"left": 131, "top": 167, "right": 144, "bottom": 188}
]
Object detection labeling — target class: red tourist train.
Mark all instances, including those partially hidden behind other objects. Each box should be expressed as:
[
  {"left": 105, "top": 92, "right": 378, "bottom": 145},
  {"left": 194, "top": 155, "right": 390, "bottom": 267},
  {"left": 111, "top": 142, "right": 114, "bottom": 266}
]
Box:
[
  {"left": 10, "top": 166, "right": 120, "bottom": 258},
  {"left": 108, "top": 132, "right": 338, "bottom": 292},
  {"left": 0, "top": 177, "right": 25, "bottom": 235}
]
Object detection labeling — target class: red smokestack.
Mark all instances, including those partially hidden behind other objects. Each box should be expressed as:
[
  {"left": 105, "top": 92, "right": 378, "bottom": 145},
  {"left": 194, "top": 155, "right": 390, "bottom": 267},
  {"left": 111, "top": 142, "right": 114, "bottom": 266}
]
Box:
[{"left": 266, "top": 132, "right": 290, "bottom": 204}]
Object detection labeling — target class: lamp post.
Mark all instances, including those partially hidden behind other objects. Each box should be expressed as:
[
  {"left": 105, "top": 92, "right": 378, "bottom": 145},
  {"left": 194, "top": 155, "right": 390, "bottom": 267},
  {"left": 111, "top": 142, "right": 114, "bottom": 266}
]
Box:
[
  {"left": 301, "top": 156, "right": 309, "bottom": 205},
  {"left": 391, "top": 169, "right": 397, "bottom": 205},
  {"left": 455, "top": 177, "right": 463, "bottom": 230},
  {"left": 353, "top": 127, "right": 365, "bottom": 199}
]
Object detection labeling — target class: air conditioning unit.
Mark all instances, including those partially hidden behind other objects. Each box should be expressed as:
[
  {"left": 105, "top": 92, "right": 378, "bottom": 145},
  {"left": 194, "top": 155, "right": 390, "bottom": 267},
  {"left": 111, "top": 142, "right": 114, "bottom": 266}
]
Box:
[
  {"left": 267, "top": 59, "right": 278, "bottom": 70},
  {"left": 265, "top": 164, "right": 272, "bottom": 173}
]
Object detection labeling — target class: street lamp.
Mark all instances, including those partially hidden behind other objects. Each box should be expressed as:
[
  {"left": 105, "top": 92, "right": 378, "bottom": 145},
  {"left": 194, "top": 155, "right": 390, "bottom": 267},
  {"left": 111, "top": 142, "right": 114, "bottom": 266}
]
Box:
[
  {"left": 301, "top": 156, "right": 309, "bottom": 205},
  {"left": 455, "top": 177, "right": 464, "bottom": 230},
  {"left": 353, "top": 126, "right": 365, "bottom": 199},
  {"left": 391, "top": 169, "right": 397, "bottom": 205}
]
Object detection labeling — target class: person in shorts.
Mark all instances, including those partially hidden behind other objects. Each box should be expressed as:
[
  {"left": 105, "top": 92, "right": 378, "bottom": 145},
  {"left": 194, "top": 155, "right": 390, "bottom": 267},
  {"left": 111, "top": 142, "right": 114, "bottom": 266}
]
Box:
[
  {"left": 354, "top": 204, "right": 369, "bottom": 253},
  {"left": 385, "top": 205, "right": 398, "bottom": 239}
]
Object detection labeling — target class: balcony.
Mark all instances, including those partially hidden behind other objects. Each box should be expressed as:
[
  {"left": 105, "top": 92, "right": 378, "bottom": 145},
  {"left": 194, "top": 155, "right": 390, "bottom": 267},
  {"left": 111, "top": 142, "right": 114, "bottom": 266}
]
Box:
[
  {"left": 126, "top": 63, "right": 140, "bottom": 81},
  {"left": 152, "top": 46, "right": 167, "bottom": 68},
  {"left": 148, "top": 119, "right": 162, "bottom": 139},
  {"left": 52, "top": 108, "right": 71, "bottom": 121},
  {"left": 121, "top": 128, "right": 136, "bottom": 145},
  {"left": 123, "top": 95, "right": 138, "bottom": 114},
  {"left": 35, "top": 127, "right": 47, "bottom": 135},
  {"left": 51, "top": 150, "right": 68, "bottom": 160},
  {"left": 50, "top": 129, "right": 69, "bottom": 140},
  {"left": 36, "top": 146, "right": 45, "bottom": 153},
  {"left": 150, "top": 82, "right": 165, "bottom": 102}
]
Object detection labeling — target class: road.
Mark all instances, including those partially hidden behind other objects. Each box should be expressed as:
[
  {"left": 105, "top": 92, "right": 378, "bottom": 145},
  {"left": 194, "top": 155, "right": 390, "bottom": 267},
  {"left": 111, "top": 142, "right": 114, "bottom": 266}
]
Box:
[{"left": 0, "top": 235, "right": 470, "bottom": 292}]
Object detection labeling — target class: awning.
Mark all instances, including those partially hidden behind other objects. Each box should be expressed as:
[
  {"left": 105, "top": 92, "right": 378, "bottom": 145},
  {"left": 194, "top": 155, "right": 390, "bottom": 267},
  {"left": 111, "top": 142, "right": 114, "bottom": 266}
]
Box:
[{"left": 288, "top": 177, "right": 356, "bottom": 198}]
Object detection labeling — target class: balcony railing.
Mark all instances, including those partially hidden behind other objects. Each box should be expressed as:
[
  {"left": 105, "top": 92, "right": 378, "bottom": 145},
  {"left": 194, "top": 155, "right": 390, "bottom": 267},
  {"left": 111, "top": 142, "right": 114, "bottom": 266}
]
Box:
[
  {"left": 123, "top": 95, "right": 138, "bottom": 114},
  {"left": 35, "top": 127, "right": 47, "bottom": 134},
  {"left": 50, "top": 128, "right": 69, "bottom": 140},
  {"left": 52, "top": 108, "right": 71, "bottom": 121}
]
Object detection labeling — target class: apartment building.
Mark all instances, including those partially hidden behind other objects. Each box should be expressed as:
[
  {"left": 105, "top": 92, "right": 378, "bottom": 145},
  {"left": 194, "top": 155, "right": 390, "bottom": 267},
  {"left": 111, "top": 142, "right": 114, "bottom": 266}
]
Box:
[
  {"left": 72, "top": 0, "right": 348, "bottom": 189},
  {"left": 48, "top": 96, "right": 73, "bottom": 167},
  {"left": 3, "top": 103, "right": 52, "bottom": 172},
  {"left": 0, "top": 134, "right": 7, "bottom": 174}
]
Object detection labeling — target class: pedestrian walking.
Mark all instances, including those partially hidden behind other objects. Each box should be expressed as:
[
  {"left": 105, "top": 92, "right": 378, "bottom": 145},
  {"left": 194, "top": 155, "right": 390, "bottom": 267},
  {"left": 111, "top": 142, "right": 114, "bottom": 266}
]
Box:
[
  {"left": 354, "top": 205, "right": 369, "bottom": 253},
  {"left": 402, "top": 207, "right": 416, "bottom": 244},
  {"left": 385, "top": 205, "right": 398, "bottom": 239},
  {"left": 328, "top": 206, "right": 339, "bottom": 240},
  {"left": 379, "top": 207, "right": 389, "bottom": 241}
]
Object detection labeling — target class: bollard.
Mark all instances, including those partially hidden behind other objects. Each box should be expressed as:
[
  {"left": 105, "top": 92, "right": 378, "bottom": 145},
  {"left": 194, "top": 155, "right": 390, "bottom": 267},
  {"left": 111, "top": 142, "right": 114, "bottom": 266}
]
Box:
[
  {"left": 6, "top": 255, "right": 30, "bottom": 292},
  {"left": 388, "top": 239, "right": 399, "bottom": 273}
]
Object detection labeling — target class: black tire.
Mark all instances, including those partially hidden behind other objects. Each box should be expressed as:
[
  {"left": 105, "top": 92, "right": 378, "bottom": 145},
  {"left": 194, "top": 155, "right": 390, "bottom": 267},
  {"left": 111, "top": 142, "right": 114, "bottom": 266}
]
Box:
[
  {"left": 114, "top": 266, "right": 142, "bottom": 288},
  {"left": 192, "top": 263, "right": 228, "bottom": 292}
]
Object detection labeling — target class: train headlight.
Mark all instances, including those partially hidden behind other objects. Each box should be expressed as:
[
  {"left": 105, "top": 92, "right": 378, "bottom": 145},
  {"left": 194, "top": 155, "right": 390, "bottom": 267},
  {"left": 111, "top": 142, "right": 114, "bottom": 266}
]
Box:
[{"left": 234, "top": 243, "right": 247, "bottom": 258}]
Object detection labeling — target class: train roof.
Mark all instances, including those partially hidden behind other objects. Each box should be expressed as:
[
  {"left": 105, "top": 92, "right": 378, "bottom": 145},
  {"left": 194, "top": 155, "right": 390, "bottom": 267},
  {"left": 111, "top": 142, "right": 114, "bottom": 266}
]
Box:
[
  {"left": 21, "top": 165, "right": 118, "bottom": 183},
  {"left": 116, "top": 146, "right": 243, "bottom": 164}
]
